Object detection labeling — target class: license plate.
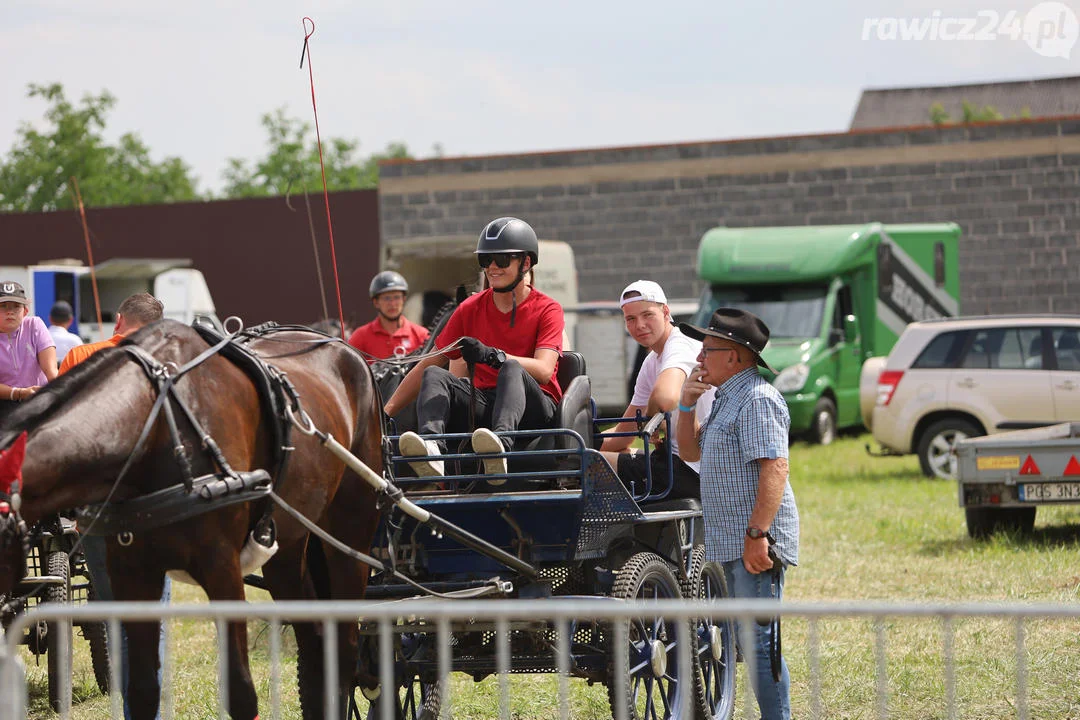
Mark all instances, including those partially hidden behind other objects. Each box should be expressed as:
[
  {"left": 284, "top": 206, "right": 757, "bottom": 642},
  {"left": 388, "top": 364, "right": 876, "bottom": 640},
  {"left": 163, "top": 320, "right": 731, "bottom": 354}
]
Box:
[{"left": 1019, "top": 483, "right": 1080, "bottom": 502}]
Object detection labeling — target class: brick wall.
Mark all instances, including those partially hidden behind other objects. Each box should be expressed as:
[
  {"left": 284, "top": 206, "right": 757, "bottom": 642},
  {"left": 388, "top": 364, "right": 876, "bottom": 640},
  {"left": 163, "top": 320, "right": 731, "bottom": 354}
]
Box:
[{"left": 379, "top": 118, "right": 1080, "bottom": 314}]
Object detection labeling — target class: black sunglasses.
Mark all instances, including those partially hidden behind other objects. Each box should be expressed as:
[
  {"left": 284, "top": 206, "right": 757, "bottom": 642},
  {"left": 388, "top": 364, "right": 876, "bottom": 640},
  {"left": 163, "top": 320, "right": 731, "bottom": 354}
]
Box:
[{"left": 477, "top": 252, "right": 521, "bottom": 269}]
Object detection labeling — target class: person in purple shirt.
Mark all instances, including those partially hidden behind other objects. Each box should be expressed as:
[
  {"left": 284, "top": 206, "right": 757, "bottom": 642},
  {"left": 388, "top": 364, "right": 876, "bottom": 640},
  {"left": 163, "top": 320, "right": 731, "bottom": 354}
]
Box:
[{"left": 0, "top": 281, "right": 57, "bottom": 418}]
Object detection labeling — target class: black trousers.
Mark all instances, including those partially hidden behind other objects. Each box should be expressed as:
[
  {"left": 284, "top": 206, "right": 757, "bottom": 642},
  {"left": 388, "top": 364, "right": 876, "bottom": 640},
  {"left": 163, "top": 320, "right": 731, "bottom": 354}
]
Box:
[
  {"left": 416, "top": 359, "right": 558, "bottom": 450},
  {"left": 616, "top": 442, "right": 701, "bottom": 499}
]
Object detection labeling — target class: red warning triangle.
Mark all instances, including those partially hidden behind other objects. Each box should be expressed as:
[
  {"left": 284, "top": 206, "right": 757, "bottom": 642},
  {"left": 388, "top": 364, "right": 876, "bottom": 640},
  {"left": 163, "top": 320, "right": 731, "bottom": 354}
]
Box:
[
  {"left": 1020, "top": 455, "right": 1041, "bottom": 475},
  {"left": 1064, "top": 456, "right": 1080, "bottom": 476}
]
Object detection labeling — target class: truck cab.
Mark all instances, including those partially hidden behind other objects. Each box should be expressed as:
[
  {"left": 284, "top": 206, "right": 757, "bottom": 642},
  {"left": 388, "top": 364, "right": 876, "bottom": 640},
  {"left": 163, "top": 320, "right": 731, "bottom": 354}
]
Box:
[{"left": 693, "top": 223, "right": 961, "bottom": 443}]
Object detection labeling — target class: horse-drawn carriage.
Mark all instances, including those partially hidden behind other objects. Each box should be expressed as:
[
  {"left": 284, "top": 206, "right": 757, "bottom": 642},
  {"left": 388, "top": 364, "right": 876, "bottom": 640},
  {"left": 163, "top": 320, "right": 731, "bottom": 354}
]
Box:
[
  {"left": 0, "top": 318, "right": 734, "bottom": 720},
  {"left": 355, "top": 351, "right": 737, "bottom": 720}
]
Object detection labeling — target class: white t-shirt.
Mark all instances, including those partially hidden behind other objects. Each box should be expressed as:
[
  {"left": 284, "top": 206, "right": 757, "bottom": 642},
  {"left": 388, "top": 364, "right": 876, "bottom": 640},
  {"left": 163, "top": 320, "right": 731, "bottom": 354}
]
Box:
[
  {"left": 630, "top": 326, "right": 716, "bottom": 473},
  {"left": 49, "top": 324, "right": 84, "bottom": 362}
]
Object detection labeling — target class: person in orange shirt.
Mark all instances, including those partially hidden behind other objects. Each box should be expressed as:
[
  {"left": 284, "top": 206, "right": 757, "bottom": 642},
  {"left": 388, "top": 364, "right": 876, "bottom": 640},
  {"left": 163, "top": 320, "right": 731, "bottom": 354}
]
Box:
[
  {"left": 347, "top": 271, "right": 429, "bottom": 361},
  {"left": 59, "top": 293, "right": 163, "bottom": 374}
]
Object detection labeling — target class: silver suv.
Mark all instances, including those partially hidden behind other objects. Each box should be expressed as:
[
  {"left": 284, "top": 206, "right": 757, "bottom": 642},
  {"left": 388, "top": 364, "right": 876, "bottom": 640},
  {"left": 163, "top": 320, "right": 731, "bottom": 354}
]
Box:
[{"left": 864, "top": 315, "right": 1080, "bottom": 479}]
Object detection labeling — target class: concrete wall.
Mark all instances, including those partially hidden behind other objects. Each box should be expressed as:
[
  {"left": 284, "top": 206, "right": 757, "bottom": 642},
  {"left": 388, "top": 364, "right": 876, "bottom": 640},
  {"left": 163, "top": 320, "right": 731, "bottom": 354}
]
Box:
[{"left": 379, "top": 118, "right": 1080, "bottom": 314}]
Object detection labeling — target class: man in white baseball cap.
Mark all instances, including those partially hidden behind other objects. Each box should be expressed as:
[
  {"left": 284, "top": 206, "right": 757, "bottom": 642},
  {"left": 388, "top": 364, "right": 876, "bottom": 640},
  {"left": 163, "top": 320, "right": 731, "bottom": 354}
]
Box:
[{"left": 600, "top": 280, "right": 715, "bottom": 499}]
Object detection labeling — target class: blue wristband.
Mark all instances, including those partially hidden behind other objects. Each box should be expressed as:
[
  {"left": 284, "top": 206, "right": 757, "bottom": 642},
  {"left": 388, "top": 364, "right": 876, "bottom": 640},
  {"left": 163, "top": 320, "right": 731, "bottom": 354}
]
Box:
[{"left": 677, "top": 402, "right": 696, "bottom": 413}]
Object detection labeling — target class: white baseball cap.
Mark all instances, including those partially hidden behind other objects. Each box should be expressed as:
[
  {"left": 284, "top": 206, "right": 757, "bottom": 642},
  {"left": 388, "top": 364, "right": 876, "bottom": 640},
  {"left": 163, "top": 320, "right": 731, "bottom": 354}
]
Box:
[{"left": 619, "top": 280, "right": 668, "bottom": 307}]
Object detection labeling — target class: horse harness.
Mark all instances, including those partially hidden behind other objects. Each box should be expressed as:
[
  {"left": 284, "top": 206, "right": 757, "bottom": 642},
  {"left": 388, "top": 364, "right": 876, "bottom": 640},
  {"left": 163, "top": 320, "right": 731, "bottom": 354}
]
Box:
[{"left": 75, "top": 322, "right": 336, "bottom": 542}]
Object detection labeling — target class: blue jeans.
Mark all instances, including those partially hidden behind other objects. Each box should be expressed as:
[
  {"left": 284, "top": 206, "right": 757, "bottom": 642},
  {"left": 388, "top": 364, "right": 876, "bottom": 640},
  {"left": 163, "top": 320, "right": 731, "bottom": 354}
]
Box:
[
  {"left": 82, "top": 535, "right": 172, "bottom": 720},
  {"left": 722, "top": 560, "right": 791, "bottom": 720}
]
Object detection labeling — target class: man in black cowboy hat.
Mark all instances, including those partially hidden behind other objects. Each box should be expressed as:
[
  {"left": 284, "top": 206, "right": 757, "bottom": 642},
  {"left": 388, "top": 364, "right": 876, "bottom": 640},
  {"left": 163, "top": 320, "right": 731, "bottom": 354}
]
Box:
[{"left": 676, "top": 307, "right": 800, "bottom": 720}]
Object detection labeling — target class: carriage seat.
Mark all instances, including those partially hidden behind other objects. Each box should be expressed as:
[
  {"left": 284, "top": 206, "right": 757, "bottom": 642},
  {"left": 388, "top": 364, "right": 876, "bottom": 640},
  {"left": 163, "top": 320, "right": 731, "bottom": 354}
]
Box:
[
  {"left": 502, "top": 351, "right": 596, "bottom": 478},
  {"left": 553, "top": 351, "right": 597, "bottom": 452}
]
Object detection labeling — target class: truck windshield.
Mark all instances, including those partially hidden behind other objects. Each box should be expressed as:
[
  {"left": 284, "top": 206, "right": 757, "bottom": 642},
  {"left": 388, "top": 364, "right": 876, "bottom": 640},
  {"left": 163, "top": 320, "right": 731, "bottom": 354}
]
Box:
[{"left": 702, "top": 286, "right": 827, "bottom": 339}]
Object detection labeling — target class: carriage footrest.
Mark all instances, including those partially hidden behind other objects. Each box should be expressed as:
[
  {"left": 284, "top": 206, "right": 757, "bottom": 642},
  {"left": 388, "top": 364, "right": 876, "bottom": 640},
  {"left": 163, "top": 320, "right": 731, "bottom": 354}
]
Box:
[
  {"left": 15, "top": 574, "right": 67, "bottom": 589},
  {"left": 75, "top": 470, "right": 272, "bottom": 536}
]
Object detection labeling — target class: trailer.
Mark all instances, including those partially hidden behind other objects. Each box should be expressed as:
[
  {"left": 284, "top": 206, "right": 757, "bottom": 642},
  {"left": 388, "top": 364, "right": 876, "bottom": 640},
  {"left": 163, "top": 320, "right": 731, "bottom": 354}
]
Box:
[{"left": 955, "top": 422, "right": 1080, "bottom": 537}]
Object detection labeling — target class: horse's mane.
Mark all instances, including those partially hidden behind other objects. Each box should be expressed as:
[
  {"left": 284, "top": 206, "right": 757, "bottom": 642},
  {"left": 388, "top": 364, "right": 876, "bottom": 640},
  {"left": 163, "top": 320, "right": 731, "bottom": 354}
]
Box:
[{"left": 0, "top": 321, "right": 187, "bottom": 448}]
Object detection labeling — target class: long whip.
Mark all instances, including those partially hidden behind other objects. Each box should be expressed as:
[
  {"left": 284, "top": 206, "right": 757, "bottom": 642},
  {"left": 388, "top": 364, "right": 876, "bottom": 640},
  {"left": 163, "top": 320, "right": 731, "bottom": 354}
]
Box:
[
  {"left": 68, "top": 177, "right": 104, "bottom": 339},
  {"left": 299, "top": 17, "right": 346, "bottom": 340}
]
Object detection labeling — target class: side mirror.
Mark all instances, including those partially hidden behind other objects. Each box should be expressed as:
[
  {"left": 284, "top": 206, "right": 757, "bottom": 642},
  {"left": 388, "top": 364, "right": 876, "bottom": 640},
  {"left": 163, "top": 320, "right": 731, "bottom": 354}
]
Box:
[{"left": 844, "top": 314, "right": 858, "bottom": 344}]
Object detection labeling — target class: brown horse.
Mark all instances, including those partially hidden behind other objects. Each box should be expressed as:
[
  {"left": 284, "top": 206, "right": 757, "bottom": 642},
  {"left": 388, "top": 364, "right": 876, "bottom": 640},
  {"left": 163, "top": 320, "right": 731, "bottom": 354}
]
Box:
[{"left": 0, "top": 320, "right": 384, "bottom": 720}]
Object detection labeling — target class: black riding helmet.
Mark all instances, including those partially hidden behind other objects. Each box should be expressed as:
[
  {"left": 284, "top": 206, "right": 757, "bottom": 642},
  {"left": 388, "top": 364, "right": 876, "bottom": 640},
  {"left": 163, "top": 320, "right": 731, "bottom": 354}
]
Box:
[
  {"left": 369, "top": 271, "right": 409, "bottom": 299},
  {"left": 476, "top": 217, "right": 538, "bottom": 327},
  {"left": 475, "top": 217, "right": 539, "bottom": 268}
]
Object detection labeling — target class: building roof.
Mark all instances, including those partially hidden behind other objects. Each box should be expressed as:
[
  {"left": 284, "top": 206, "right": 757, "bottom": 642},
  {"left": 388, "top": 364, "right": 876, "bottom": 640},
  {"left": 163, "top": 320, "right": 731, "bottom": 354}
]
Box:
[{"left": 850, "top": 75, "right": 1080, "bottom": 129}]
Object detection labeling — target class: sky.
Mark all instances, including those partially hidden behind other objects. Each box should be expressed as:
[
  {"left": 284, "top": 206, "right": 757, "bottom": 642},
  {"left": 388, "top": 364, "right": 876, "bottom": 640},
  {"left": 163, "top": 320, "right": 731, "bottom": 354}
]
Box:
[{"left": 3, "top": 0, "right": 1079, "bottom": 195}]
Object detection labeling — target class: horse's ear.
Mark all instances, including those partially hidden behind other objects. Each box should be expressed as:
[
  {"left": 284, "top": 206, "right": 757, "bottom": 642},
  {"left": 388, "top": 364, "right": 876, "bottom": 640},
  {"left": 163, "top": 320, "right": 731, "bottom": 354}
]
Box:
[{"left": 0, "top": 432, "right": 27, "bottom": 495}]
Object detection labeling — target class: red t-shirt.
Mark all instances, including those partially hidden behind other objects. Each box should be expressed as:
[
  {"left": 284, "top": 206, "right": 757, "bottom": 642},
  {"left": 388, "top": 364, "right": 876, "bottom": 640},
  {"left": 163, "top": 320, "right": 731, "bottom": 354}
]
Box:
[
  {"left": 348, "top": 318, "right": 430, "bottom": 361},
  {"left": 437, "top": 288, "right": 564, "bottom": 402}
]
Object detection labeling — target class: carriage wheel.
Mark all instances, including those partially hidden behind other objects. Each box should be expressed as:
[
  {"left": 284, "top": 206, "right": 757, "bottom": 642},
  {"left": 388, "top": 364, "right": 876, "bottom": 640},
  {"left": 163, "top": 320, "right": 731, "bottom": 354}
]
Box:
[
  {"left": 681, "top": 547, "right": 736, "bottom": 720},
  {"left": 44, "top": 550, "right": 73, "bottom": 713},
  {"left": 351, "top": 632, "right": 442, "bottom": 720},
  {"left": 365, "top": 674, "right": 441, "bottom": 720},
  {"left": 81, "top": 584, "right": 111, "bottom": 695},
  {"left": 606, "top": 552, "right": 690, "bottom": 720},
  {"left": 352, "top": 672, "right": 441, "bottom": 720}
]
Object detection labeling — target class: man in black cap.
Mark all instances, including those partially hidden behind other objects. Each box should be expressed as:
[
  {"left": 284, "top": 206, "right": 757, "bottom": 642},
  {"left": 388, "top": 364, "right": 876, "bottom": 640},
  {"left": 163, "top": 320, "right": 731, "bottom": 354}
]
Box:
[
  {"left": 47, "top": 300, "right": 83, "bottom": 363},
  {"left": 676, "top": 307, "right": 800, "bottom": 720}
]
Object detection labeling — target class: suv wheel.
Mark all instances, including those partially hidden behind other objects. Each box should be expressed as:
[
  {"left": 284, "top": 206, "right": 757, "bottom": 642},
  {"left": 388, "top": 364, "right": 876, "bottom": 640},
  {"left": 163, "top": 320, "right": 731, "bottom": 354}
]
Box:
[
  {"left": 917, "top": 418, "right": 980, "bottom": 480},
  {"left": 810, "top": 397, "right": 838, "bottom": 445}
]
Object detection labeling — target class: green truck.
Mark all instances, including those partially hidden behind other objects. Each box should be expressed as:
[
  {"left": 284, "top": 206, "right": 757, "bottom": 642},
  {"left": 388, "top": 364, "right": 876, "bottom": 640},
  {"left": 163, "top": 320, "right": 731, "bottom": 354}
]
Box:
[{"left": 693, "top": 222, "right": 961, "bottom": 443}]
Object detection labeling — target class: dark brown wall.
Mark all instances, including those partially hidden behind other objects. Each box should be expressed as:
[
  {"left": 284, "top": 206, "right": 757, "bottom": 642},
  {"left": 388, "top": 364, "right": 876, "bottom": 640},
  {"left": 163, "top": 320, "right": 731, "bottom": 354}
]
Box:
[{"left": 1, "top": 190, "right": 381, "bottom": 327}]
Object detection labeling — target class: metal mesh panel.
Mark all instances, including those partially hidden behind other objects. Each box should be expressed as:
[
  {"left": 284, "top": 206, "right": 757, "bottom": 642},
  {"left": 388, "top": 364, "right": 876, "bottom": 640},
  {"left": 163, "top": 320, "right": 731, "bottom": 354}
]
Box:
[
  {"left": 537, "top": 565, "right": 587, "bottom": 596},
  {"left": 575, "top": 454, "right": 641, "bottom": 558}
]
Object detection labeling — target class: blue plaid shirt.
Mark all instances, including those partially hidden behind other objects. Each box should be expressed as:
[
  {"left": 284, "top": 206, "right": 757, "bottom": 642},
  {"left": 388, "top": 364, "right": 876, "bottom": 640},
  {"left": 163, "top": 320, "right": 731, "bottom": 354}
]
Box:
[{"left": 699, "top": 368, "right": 800, "bottom": 566}]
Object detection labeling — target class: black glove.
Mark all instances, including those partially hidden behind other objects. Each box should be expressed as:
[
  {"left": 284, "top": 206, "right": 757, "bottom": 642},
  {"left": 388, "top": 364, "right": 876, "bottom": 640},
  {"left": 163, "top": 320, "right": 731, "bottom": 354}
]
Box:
[{"left": 458, "top": 336, "right": 499, "bottom": 367}]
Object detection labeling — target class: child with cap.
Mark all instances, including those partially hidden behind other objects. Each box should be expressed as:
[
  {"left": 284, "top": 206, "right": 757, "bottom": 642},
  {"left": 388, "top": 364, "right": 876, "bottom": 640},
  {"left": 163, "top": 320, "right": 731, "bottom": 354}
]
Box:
[
  {"left": 48, "top": 300, "right": 83, "bottom": 363},
  {"left": 0, "top": 281, "right": 57, "bottom": 412}
]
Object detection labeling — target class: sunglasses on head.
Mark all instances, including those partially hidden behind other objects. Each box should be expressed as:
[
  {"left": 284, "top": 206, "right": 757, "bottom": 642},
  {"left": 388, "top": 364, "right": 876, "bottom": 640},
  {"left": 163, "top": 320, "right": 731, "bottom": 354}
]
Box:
[{"left": 477, "top": 252, "right": 522, "bottom": 269}]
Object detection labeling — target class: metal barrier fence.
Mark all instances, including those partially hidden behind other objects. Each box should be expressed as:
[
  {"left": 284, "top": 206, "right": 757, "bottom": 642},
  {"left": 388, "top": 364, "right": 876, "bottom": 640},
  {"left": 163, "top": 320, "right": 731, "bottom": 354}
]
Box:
[{"left": 3, "top": 598, "right": 1080, "bottom": 720}]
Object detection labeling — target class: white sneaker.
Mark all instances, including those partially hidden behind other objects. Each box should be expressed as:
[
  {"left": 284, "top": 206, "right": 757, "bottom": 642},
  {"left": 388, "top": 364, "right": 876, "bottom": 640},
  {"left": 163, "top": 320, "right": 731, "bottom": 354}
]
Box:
[
  {"left": 398, "top": 431, "right": 444, "bottom": 477},
  {"left": 472, "top": 427, "right": 508, "bottom": 482}
]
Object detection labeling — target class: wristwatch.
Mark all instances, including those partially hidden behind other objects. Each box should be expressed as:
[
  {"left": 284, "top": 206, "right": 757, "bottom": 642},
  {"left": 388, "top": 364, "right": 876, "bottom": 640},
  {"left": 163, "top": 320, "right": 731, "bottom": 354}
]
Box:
[
  {"left": 490, "top": 349, "right": 507, "bottom": 369},
  {"left": 745, "top": 526, "right": 768, "bottom": 540}
]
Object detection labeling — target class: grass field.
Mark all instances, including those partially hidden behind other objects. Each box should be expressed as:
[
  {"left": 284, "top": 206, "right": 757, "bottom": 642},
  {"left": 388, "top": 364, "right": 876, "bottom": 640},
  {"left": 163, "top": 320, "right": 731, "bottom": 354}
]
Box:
[{"left": 17, "top": 433, "right": 1080, "bottom": 719}]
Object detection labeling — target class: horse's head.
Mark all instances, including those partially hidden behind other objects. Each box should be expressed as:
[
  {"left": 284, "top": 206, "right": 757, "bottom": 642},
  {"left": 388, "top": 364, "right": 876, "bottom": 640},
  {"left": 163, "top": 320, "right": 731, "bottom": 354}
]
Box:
[{"left": 0, "top": 432, "right": 30, "bottom": 597}]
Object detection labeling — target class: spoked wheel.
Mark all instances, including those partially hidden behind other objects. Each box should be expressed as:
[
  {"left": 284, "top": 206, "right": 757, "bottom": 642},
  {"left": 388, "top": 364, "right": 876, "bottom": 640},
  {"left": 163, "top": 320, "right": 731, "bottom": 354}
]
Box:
[
  {"left": 351, "top": 633, "right": 442, "bottom": 720},
  {"left": 606, "top": 552, "right": 690, "bottom": 720},
  {"left": 44, "top": 550, "right": 73, "bottom": 713},
  {"left": 682, "top": 547, "right": 736, "bottom": 720},
  {"left": 358, "top": 674, "right": 441, "bottom": 720}
]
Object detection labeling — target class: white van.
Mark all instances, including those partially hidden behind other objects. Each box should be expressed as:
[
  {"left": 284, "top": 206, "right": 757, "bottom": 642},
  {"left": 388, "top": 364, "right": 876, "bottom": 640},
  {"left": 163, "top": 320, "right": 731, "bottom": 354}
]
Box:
[{"left": 0, "top": 259, "right": 219, "bottom": 343}]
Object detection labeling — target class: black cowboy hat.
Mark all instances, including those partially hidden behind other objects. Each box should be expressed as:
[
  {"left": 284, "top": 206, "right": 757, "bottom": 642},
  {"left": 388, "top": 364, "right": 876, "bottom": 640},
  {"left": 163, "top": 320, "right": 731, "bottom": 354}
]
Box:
[{"left": 680, "top": 307, "right": 777, "bottom": 373}]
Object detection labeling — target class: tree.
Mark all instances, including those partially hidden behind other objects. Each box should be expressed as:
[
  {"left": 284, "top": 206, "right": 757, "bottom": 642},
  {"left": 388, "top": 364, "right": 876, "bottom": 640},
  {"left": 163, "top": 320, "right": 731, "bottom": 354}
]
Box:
[
  {"left": 0, "top": 83, "right": 200, "bottom": 212},
  {"left": 221, "top": 108, "right": 411, "bottom": 198},
  {"left": 929, "top": 100, "right": 1030, "bottom": 126}
]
